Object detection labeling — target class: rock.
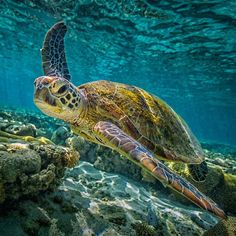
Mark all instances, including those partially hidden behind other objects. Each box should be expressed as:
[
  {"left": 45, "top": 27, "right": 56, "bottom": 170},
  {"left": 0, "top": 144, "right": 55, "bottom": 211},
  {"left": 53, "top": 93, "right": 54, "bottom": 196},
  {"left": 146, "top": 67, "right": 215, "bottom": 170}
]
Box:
[
  {"left": 0, "top": 109, "right": 235, "bottom": 235},
  {"left": 93, "top": 145, "right": 143, "bottom": 182},
  {"left": 66, "top": 136, "right": 98, "bottom": 162},
  {"left": 0, "top": 143, "right": 79, "bottom": 204},
  {"left": 0, "top": 160, "right": 219, "bottom": 236},
  {"left": 66, "top": 135, "right": 142, "bottom": 182},
  {"left": 190, "top": 212, "right": 216, "bottom": 230},
  {"left": 0, "top": 119, "right": 10, "bottom": 130},
  {"left": 141, "top": 169, "right": 157, "bottom": 184},
  {"left": 0, "top": 109, "right": 65, "bottom": 139},
  {"left": 66, "top": 137, "right": 145, "bottom": 184},
  {"left": 211, "top": 157, "right": 232, "bottom": 168},
  {"left": 51, "top": 126, "right": 71, "bottom": 145},
  {"left": 0, "top": 144, "right": 7, "bottom": 151},
  {"left": 16, "top": 124, "right": 37, "bottom": 137},
  {"left": 19, "top": 201, "right": 51, "bottom": 235},
  {"left": 228, "top": 166, "right": 236, "bottom": 175},
  {"left": 5, "top": 123, "right": 37, "bottom": 137},
  {"left": 100, "top": 228, "right": 122, "bottom": 236},
  {"left": 203, "top": 216, "right": 236, "bottom": 236},
  {"left": 0, "top": 111, "right": 11, "bottom": 120}
]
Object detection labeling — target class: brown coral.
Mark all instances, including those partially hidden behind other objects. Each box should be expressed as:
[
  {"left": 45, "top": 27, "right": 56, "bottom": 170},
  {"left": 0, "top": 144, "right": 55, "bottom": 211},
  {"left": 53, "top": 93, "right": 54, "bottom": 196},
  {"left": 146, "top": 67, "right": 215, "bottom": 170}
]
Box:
[{"left": 0, "top": 143, "right": 79, "bottom": 204}]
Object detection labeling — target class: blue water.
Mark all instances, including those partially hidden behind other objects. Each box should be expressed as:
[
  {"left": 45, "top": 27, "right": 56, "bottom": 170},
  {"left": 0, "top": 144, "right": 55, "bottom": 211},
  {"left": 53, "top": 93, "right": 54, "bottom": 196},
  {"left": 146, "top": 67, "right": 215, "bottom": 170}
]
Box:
[{"left": 0, "top": 0, "right": 235, "bottom": 145}]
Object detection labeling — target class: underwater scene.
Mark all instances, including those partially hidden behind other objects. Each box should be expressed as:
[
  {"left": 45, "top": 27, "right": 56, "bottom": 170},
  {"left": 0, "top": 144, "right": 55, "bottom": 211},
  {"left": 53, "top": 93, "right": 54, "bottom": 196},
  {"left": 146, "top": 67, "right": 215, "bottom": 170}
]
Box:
[{"left": 0, "top": 0, "right": 236, "bottom": 235}]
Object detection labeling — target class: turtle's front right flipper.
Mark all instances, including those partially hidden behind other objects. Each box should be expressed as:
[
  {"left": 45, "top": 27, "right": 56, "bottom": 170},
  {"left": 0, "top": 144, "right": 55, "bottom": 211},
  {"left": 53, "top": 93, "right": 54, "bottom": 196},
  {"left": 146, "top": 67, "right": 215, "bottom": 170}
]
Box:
[
  {"left": 41, "top": 21, "right": 71, "bottom": 81},
  {"left": 94, "top": 121, "right": 226, "bottom": 219}
]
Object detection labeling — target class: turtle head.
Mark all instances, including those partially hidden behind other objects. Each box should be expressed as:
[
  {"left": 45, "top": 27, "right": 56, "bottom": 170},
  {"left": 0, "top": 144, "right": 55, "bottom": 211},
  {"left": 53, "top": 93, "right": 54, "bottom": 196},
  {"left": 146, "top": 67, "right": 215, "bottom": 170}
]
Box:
[{"left": 34, "top": 76, "right": 82, "bottom": 121}]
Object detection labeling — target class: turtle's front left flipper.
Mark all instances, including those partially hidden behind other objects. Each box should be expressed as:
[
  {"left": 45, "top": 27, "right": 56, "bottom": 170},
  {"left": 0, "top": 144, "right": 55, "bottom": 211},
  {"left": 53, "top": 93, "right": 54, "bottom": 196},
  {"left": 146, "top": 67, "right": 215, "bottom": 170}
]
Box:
[
  {"left": 41, "top": 21, "right": 71, "bottom": 81},
  {"left": 94, "top": 121, "right": 226, "bottom": 219}
]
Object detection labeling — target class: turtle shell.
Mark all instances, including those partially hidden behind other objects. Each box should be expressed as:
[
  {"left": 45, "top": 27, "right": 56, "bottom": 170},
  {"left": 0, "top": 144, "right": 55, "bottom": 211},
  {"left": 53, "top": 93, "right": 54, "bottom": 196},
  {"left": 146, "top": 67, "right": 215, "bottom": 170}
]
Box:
[{"left": 79, "top": 80, "right": 205, "bottom": 164}]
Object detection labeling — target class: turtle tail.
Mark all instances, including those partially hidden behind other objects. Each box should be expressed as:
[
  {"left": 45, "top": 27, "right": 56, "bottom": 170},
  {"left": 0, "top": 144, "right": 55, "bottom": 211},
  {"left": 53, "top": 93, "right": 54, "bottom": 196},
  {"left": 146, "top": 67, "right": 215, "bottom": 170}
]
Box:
[{"left": 188, "top": 161, "right": 208, "bottom": 182}]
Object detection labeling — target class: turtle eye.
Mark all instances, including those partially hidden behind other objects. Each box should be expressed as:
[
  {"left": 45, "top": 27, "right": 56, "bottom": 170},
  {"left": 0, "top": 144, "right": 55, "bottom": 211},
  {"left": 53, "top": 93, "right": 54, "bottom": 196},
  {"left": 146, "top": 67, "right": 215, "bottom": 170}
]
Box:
[{"left": 57, "top": 85, "right": 68, "bottom": 94}]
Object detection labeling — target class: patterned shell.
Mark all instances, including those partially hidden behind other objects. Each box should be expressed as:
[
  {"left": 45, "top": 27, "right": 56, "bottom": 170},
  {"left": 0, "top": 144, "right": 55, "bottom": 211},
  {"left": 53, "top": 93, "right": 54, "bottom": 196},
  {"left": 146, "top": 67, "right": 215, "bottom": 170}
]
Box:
[{"left": 78, "top": 80, "right": 205, "bottom": 164}]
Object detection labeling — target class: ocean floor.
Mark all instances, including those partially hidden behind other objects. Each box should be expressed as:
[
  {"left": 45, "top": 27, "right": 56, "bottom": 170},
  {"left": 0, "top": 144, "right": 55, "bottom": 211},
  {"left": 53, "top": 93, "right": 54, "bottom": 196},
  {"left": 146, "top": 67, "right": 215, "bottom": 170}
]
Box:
[
  {"left": 0, "top": 161, "right": 218, "bottom": 236},
  {"left": 0, "top": 108, "right": 236, "bottom": 236}
]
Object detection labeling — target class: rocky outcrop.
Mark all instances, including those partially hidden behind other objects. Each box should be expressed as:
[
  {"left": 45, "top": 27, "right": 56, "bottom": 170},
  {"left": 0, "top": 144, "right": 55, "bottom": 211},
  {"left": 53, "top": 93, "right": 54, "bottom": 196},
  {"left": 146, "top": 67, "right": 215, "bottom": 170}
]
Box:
[
  {"left": 0, "top": 109, "right": 235, "bottom": 235},
  {"left": 66, "top": 136, "right": 144, "bottom": 182},
  {"left": 5, "top": 123, "right": 37, "bottom": 137},
  {"left": 51, "top": 126, "right": 71, "bottom": 146},
  {"left": 0, "top": 161, "right": 218, "bottom": 236},
  {"left": 0, "top": 143, "right": 79, "bottom": 204},
  {"left": 0, "top": 109, "right": 66, "bottom": 139}
]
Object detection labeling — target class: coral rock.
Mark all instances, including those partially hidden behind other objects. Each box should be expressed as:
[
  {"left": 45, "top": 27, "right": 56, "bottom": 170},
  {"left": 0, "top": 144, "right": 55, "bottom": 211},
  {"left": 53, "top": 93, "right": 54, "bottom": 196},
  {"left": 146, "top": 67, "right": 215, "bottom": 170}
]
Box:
[
  {"left": 0, "top": 143, "right": 79, "bottom": 204},
  {"left": 5, "top": 123, "right": 37, "bottom": 137},
  {"left": 51, "top": 126, "right": 71, "bottom": 145}
]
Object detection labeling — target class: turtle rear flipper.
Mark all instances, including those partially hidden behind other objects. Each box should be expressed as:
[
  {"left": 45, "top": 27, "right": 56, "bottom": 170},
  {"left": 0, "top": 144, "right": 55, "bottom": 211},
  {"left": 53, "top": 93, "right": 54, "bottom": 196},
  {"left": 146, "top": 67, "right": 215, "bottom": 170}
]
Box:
[{"left": 188, "top": 161, "right": 208, "bottom": 182}]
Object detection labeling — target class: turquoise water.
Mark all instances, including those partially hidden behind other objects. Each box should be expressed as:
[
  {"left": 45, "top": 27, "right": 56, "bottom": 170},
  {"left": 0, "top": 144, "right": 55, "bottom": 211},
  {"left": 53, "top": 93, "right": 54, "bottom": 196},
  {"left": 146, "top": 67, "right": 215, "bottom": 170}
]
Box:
[
  {"left": 1, "top": 2, "right": 236, "bottom": 235},
  {"left": 0, "top": 0, "right": 236, "bottom": 145}
]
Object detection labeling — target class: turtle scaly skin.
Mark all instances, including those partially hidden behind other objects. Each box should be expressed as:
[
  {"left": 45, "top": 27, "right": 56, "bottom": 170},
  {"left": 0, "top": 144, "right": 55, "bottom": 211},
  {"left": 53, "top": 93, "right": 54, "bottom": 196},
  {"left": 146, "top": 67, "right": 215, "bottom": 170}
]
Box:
[{"left": 34, "top": 22, "right": 226, "bottom": 219}]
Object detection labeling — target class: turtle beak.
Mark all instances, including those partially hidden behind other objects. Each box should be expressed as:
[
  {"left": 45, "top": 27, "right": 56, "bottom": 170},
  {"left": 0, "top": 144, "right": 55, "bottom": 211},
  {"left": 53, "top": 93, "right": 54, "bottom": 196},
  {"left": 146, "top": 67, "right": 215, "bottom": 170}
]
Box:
[
  {"left": 34, "top": 76, "right": 57, "bottom": 106},
  {"left": 34, "top": 85, "right": 46, "bottom": 102},
  {"left": 34, "top": 87, "right": 57, "bottom": 107}
]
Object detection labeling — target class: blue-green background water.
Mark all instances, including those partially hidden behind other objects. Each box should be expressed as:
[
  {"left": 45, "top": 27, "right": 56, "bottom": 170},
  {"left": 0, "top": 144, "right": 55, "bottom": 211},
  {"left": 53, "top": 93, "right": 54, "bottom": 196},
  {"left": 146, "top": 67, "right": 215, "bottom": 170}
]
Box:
[{"left": 0, "top": 0, "right": 235, "bottom": 145}]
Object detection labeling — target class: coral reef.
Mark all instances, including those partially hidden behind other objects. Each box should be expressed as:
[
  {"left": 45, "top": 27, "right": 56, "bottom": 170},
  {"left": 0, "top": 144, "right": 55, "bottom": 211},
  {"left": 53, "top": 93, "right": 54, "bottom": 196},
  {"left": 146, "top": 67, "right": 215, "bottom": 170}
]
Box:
[
  {"left": 51, "top": 126, "right": 71, "bottom": 146},
  {"left": 0, "top": 142, "right": 79, "bottom": 204},
  {"left": 0, "top": 161, "right": 216, "bottom": 236},
  {"left": 66, "top": 136, "right": 148, "bottom": 184},
  {"left": 0, "top": 109, "right": 66, "bottom": 139},
  {"left": 0, "top": 109, "right": 236, "bottom": 235},
  {"left": 5, "top": 123, "right": 37, "bottom": 137},
  {"left": 0, "top": 108, "right": 79, "bottom": 205}
]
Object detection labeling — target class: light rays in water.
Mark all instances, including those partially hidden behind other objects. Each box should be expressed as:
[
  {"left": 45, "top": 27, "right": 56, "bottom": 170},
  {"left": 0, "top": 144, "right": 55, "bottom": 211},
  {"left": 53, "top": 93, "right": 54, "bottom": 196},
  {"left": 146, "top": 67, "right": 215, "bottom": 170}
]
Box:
[{"left": 58, "top": 161, "right": 218, "bottom": 234}]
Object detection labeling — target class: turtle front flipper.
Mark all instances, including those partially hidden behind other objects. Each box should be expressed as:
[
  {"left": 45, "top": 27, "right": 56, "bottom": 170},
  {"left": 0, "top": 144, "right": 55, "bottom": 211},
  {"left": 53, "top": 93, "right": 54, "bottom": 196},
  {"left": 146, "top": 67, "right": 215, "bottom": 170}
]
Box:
[
  {"left": 94, "top": 121, "right": 226, "bottom": 219},
  {"left": 41, "top": 21, "right": 71, "bottom": 81}
]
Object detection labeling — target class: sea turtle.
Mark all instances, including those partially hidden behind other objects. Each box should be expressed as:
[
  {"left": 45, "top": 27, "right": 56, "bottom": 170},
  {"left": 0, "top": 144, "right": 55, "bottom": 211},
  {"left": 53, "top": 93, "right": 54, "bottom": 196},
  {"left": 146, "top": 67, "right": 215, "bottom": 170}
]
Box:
[{"left": 34, "top": 22, "right": 226, "bottom": 219}]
